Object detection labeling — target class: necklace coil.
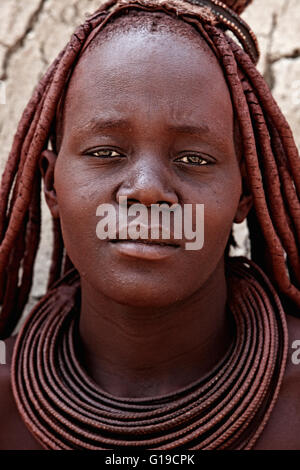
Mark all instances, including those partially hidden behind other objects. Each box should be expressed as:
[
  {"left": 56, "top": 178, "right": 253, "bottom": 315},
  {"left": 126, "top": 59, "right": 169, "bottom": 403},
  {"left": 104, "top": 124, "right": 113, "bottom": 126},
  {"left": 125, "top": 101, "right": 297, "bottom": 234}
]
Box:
[{"left": 11, "top": 257, "right": 288, "bottom": 450}]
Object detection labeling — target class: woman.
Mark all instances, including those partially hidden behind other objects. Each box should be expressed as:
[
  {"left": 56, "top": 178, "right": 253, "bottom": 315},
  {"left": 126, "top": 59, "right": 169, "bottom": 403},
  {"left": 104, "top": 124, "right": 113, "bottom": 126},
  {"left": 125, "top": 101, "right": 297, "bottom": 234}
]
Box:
[{"left": 0, "top": 0, "right": 300, "bottom": 450}]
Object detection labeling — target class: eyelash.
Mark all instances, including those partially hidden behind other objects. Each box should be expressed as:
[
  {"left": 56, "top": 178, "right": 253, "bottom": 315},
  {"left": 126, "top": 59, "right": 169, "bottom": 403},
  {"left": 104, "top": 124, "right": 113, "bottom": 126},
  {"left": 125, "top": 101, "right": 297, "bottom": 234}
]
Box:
[
  {"left": 174, "top": 155, "right": 209, "bottom": 166},
  {"left": 87, "top": 149, "right": 211, "bottom": 166},
  {"left": 88, "top": 149, "right": 123, "bottom": 158}
]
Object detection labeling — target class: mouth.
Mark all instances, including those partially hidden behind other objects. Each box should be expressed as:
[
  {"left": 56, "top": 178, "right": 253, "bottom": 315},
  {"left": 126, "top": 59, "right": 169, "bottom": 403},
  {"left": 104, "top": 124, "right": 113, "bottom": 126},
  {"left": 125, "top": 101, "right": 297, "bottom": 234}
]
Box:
[{"left": 109, "top": 238, "right": 180, "bottom": 260}]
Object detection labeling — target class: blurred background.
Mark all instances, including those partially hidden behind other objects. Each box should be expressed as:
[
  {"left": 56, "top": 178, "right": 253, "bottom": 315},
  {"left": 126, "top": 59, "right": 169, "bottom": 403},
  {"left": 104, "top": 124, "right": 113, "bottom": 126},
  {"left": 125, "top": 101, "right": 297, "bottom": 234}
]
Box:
[{"left": 0, "top": 0, "right": 299, "bottom": 319}]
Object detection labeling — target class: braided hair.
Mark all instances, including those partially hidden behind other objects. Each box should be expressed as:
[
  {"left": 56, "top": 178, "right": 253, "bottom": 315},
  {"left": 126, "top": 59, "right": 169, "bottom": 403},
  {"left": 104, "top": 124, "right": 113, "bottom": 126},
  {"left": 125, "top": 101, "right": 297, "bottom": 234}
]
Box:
[{"left": 0, "top": 0, "right": 299, "bottom": 339}]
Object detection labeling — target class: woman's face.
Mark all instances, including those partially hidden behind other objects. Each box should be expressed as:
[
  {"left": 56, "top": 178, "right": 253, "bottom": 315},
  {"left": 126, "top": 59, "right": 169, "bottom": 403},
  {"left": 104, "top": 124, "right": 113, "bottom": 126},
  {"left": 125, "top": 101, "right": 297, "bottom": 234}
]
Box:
[{"left": 51, "top": 25, "right": 246, "bottom": 308}]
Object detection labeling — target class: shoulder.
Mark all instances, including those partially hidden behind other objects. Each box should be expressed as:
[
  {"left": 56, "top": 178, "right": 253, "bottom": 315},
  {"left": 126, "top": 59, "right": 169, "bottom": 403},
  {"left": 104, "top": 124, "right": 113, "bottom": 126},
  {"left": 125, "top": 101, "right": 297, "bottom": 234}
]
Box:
[
  {"left": 253, "top": 313, "right": 300, "bottom": 449},
  {"left": 0, "top": 335, "right": 17, "bottom": 403},
  {"left": 286, "top": 313, "right": 300, "bottom": 361},
  {"left": 0, "top": 335, "right": 42, "bottom": 450},
  {"left": 281, "top": 313, "right": 300, "bottom": 393}
]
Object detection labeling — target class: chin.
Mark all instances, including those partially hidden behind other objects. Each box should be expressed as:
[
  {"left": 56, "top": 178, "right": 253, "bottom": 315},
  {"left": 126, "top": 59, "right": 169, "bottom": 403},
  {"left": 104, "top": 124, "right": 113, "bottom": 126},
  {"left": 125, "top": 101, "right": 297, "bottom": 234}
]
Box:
[{"left": 94, "top": 276, "right": 187, "bottom": 309}]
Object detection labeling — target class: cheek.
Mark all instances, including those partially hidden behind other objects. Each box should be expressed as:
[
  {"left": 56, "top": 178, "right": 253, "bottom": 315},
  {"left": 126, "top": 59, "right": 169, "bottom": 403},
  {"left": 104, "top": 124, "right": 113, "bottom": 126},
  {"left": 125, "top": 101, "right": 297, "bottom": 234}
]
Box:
[
  {"left": 54, "top": 157, "right": 112, "bottom": 270},
  {"left": 206, "top": 182, "right": 241, "bottom": 242},
  {"left": 184, "top": 166, "right": 242, "bottom": 263}
]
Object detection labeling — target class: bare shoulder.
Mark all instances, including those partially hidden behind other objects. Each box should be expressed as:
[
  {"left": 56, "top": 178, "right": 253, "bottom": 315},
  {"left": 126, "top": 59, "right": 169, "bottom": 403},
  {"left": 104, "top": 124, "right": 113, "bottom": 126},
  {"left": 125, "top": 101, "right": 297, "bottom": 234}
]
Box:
[
  {"left": 282, "top": 313, "right": 300, "bottom": 397},
  {"left": 0, "top": 335, "right": 42, "bottom": 450},
  {"left": 253, "top": 313, "right": 300, "bottom": 450},
  {"left": 0, "top": 335, "right": 17, "bottom": 403},
  {"left": 282, "top": 313, "right": 300, "bottom": 394},
  {"left": 286, "top": 312, "right": 300, "bottom": 346}
]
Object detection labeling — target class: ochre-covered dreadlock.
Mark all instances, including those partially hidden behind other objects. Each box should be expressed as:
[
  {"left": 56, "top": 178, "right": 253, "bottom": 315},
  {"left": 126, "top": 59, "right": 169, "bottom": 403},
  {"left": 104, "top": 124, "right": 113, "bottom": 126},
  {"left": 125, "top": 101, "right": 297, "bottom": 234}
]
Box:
[
  {"left": 0, "top": 0, "right": 299, "bottom": 339},
  {"left": 1, "top": 0, "right": 298, "bottom": 451}
]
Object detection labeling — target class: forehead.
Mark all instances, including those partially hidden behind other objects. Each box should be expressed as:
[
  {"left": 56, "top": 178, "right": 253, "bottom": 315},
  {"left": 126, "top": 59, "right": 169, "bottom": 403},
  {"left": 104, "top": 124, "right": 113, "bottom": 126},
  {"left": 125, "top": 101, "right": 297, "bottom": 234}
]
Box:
[{"left": 61, "top": 26, "right": 234, "bottom": 143}]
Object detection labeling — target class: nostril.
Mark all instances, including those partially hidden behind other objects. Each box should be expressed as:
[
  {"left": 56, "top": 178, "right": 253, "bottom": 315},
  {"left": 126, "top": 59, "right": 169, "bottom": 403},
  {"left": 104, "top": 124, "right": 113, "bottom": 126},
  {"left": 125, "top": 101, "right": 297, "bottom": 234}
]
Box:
[
  {"left": 116, "top": 182, "right": 179, "bottom": 208},
  {"left": 157, "top": 201, "right": 172, "bottom": 207},
  {"left": 126, "top": 198, "right": 140, "bottom": 206}
]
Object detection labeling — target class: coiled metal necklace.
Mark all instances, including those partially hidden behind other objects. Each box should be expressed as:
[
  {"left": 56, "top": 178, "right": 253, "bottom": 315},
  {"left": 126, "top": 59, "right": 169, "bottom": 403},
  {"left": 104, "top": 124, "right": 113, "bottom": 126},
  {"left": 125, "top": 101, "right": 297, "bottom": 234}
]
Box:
[{"left": 11, "top": 257, "right": 288, "bottom": 449}]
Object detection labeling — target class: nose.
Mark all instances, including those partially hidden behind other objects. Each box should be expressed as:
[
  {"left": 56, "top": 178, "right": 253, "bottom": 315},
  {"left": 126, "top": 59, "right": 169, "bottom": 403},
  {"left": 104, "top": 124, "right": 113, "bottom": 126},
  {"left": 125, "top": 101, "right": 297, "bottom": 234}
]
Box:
[{"left": 116, "top": 157, "right": 179, "bottom": 207}]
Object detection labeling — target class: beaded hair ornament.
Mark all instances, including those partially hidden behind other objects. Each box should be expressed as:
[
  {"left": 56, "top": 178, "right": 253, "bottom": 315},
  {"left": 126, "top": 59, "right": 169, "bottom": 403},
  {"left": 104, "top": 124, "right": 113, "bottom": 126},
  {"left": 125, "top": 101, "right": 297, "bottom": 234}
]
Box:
[{"left": 188, "top": 0, "right": 259, "bottom": 63}]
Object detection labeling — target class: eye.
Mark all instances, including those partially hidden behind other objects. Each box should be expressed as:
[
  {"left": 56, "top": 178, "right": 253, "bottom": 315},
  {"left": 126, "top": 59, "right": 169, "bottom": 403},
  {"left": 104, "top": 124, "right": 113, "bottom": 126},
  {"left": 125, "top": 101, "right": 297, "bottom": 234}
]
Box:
[
  {"left": 175, "top": 154, "right": 210, "bottom": 166},
  {"left": 87, "top": 149, "right": 124, "bottom": 158}
]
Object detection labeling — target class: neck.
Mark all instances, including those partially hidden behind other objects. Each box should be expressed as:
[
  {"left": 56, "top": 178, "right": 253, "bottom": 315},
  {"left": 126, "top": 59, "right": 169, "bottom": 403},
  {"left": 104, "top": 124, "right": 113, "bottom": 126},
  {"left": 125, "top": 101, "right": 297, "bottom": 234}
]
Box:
[{"left": 78, "top": 260, "right": 234, "bottom": 398}]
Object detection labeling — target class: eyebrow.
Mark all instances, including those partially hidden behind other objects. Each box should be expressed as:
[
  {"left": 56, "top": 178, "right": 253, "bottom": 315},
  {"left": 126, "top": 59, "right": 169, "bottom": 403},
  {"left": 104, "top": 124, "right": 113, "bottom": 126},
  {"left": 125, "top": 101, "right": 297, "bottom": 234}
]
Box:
[
  {"left": 166, "top": 124, "right": 211, "bottom": 136},
  {"left": 78, "top": 118, "right": 130, "bottom": 134},
  {"left": 76, "top": 118, "right": 211, "bottom": 137}
]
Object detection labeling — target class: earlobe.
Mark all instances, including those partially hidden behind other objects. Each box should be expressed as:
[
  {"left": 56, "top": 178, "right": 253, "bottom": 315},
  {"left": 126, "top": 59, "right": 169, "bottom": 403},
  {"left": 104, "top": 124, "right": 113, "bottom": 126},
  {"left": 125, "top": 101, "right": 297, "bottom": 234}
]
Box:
[
  {"left": 39, "top": 149, "right": 60, "bottom": 219},
  {"left": 234, "top": 159, "right": 253, "bottom": 224},
  {"left": 234, "top": 192, "right": 253, "bottom": 224}
]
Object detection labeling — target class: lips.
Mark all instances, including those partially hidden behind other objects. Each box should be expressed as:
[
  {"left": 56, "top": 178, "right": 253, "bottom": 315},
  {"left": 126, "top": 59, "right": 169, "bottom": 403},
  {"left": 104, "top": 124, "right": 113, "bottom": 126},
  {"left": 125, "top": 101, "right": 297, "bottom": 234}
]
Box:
[
  {"left": 110, "top": 238, "right": 180, "bottom": 246},
  {"left": 109, "top": 238, "right": 180, "bottom": 260}
]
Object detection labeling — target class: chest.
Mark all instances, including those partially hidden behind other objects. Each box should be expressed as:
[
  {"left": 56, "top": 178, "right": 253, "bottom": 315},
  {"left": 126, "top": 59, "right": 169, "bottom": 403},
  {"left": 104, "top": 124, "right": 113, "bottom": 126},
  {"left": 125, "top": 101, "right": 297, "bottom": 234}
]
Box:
[{"left": 253, "top": 376, "right": 300, "bottom": 449}]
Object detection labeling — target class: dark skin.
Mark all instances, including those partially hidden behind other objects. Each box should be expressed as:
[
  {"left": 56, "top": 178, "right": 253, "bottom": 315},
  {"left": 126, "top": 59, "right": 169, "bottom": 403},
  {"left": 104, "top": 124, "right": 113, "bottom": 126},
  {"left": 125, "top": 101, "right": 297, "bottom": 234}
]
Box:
[{"left": 0, "top": 26, "right": 300, "bottom": 450}]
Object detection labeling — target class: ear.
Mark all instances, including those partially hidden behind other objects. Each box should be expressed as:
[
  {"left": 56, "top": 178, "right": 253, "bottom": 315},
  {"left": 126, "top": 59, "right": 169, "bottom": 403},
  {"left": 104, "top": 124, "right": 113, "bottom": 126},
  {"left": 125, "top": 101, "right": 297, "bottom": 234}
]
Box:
[
  {"left": 234, "top": 160, "right": 253, "bottom": 224},
  {"left": 39, "top": 149, "right": 59, "bottom": 219}
]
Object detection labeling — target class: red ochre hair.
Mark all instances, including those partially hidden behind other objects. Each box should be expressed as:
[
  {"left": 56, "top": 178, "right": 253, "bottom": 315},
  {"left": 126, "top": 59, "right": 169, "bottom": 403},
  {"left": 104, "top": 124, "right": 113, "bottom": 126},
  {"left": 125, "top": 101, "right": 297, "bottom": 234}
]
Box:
[{"left": 0, "top": 0, "right": 300, "bottom": 338}]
